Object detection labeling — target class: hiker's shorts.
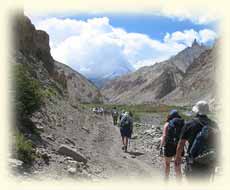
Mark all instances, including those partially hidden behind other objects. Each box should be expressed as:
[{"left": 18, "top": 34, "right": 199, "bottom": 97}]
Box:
[
  {"left": 164, "top": 143, "right": 177, "bottom": 157},
  {"left": 120, "top": 127, "right": 132, "bottom": 138}
]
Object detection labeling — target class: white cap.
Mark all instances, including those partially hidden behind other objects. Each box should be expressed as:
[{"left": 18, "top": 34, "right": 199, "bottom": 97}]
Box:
[{"left": 192, "top": 100, "right": 210, "bottom": 115}]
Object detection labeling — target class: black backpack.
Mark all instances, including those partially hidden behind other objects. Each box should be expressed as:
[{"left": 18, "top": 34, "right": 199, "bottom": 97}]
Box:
[
  {"left": 189, "top": 118, "right": 219, "bottom": 165},
  {"left": 120, "top": 115, "right": 130, "bottom": 128},
  {"left": 166, "top": 118, "right": 185, "bottom": 145}
]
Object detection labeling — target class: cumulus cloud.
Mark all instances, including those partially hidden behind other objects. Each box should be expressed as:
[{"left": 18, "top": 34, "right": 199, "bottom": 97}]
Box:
[
  {"left": 163, "top": 29, "right": 217, "bottom": 46},
  {"left": 33, "top": 17, "right": 217, "bottom": 79}
]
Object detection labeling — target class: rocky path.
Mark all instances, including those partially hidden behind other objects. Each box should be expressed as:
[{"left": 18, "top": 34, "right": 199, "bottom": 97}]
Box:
[
  {"left": 10, "top": 102, "right": 165, "bottom": 181},
  {"left": 87, "top": 114, "right": 163, "bottom": 180}
]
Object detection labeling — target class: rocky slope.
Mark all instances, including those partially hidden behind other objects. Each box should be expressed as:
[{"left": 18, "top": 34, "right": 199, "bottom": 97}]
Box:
[
  {"left": 101, "top": 40, "right": 207, "bottom": 104},
  {"left": 10, "top": 13, "right": 105, "bottom": 178},
  {"left": 12, "top": 12, "right": 103, "bottom": 105},
  {"left": 162, "top": 44, "right": 218, "bottom": 106}
]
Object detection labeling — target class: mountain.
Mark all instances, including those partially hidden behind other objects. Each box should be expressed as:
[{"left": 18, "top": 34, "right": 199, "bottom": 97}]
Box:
[
  {"left": 169, "top": 39, "right": 207, "bottom": 73},
  {"left": 11, "top": 12, "right": 107, "bottom": 177},
  {"left": 101, "top": 40, "right": 209, "bottom": 105},
  {"left": 12, "top": 13, "right": 103, "bottom": 105},
  {"left": 88, "top": 64, "right": 133, "bottom": 88},
  {"left": 161, "top": 44, "right": 217, "bottom": 107}
]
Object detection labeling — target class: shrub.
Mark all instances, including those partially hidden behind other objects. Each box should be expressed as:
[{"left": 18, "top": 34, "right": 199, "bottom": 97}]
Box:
[
  {"left": 15, "top": 132, "right": 36, "bottom": 164},
  {"left": 14, "top": 64, "right": 43, "bottom": 119}
]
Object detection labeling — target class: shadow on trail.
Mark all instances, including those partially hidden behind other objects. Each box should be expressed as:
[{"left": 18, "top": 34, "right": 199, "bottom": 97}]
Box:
[{"left": 126, "top": 151, "right": 144, "bottom": 156}]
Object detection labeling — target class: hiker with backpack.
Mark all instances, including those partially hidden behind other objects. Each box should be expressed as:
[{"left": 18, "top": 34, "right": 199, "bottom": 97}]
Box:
[
  {"left": 112, "top": 107, "right": 119, "bottom": 126},
  {"left": 160, "top": 110, "right": 185, "bottom": 181},
  {"left": 119, "top": 111, "right": 133, "bottom": 152},
  {"left": 175, "top": 101, "right": 219, "bottom": 181}
]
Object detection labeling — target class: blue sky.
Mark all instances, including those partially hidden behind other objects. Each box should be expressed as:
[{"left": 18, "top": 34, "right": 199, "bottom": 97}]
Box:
[
  {"left": 65, "top": 13, "right": 217, "bottom": 41},
  {"left": 26, "top": 12, "right": 218, "bottom": 79}
]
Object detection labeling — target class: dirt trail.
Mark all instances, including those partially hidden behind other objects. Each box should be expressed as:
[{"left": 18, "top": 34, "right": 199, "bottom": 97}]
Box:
[{"left": 88, "top": 114, "right": 162, "bottom": 180}]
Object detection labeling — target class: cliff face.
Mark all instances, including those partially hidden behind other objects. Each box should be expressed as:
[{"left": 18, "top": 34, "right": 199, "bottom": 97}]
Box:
[
  {"left": 12, "top": 13, "right": 103, "bottom": 104},
  {"left": 13, "top": 13, "right": 54, "bottom": 74}
]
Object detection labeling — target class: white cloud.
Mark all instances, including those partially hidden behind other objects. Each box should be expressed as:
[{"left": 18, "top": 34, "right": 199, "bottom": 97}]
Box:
[
  {"left": 32, "top": 17, "right": 217, "bottom": 79},
  {"left": 160, "top": 5, "right": 219, "bottom": 24},
  {"left": 164, "top": 29, "right": 217, "bottom": 46}
]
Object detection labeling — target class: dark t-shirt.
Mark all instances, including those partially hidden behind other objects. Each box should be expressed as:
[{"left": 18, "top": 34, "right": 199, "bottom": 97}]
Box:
[{"left": 180, "top": 115, "right": 216, "bottom": 152}]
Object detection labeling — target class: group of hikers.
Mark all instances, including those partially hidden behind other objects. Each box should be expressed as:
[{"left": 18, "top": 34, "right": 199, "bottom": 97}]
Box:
[{"left": 111, "top": 100, "right": 220, "bottom": 182}]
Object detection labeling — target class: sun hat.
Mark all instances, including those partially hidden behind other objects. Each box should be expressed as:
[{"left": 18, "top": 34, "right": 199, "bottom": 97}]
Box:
[{"left": 192, "top": 100, "right": 210, "bottom": 115}]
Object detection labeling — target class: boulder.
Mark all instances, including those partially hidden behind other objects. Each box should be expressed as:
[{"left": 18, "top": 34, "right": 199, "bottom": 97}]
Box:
[
  {"left": 67, "top": 167, "right": 77, "bottom": 175},
  {"left": 9, "top": 158, "right": 23, "bottom": 168},
  {"left": 57, "top": 145, "right": 87, "bottom": 163}
]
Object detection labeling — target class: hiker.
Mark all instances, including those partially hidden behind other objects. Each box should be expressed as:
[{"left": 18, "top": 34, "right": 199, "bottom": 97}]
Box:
[
  {"left": 119, "top": 110, "right": 125, "bottom": 121},
  {"left": 160, "top": 110, "right": 185, "bottom": 181},
  {"left": 175, "top": 101, "right": 220, "bottom": 181},
  {"left": 119, "top": 111, "right": 133, "bottom": 152},
  {"left": 112, "top": 107, "right": 119, "bottom": 125}
]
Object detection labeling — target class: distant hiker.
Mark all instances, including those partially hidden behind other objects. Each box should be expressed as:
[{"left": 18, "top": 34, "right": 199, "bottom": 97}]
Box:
[
  {"left": 119, "top": 111, "right": 133, "bottom": 152},
  {"left": 112, "top": 107, "right": 119, "bottom": 125},
  {"left": 175, "top": 101, "right": 220, "bottom": 181},
  {"left": 160, "top": 109, "right": 185, "bottom": 181}
]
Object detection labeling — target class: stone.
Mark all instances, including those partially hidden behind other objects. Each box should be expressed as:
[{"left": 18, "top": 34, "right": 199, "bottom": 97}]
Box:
[
  {"left": 57, "top": 144, "right": 87, "bottom": 163},
  {"left": 67, "top": 167, "right": 76, "bottom": 175},
  {"left": 65, "top": 138, "right": 76, "bottom": 146},
  {"left": 8, "top": 158, "right": 23, "bottom": 168},
  {"left": 131, "top": 134, "right": 138, "bottom": 139}
]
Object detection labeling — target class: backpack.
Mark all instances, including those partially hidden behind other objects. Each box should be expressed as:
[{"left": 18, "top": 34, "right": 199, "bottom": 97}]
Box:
[
  {"left": 166, "top": 118, "right": 184, "bottom": 145},
  {"left": 112, "top": 110, "right": 118, "bottom": 117},
  {"left": 120, "top": 115, "right": 130, "bottom": 128},
  {"left": 189, "top": 118, "right": 219, "bottom": 165}
]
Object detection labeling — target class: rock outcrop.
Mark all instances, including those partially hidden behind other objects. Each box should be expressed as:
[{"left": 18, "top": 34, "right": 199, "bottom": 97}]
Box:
[
  {"left": 162, "top": 45, "right": 218, "bottom": 106},
  {"left": 58, "top": 145, "right": 87, "bottom": 163},
  {"left": 12, "top": 12, "right": 103, "bottom": 104},
  {"left": 12, "top": 13, "right": 54, "bottom": 74}
]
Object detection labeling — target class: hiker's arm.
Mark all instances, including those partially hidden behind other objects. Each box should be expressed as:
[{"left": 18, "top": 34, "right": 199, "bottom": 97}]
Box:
[
  {"left": 175, "top": 139, "right": 186, "bottom": 165},
  {"left": 160, "top": 123, "right": 168, "bottom": 148}
]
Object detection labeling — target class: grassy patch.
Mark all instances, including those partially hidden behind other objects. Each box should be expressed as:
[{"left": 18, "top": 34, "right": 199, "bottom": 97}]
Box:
[
  {"left": 14, "top": 64, "right": 43, "bottom": 119},
  {"left": 15, "top": 132, "right": 36, "bottom": 165},
  {"left": 42, "top": 86, "right": 57, "bottom": 99}
]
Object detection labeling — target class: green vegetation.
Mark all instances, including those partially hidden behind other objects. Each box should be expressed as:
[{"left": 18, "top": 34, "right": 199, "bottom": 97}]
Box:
[
  {"left": 42, "top": 86, "right": 57, "bottom": 99},
  {"left": 82, "top": 103, "right": 192, "bottom": 123},
  {"left": 13, "top": 64, "right": 44, "bottom": 164},
  {"left": 15, "top": 132, "right": 36, "bottom": 164},
  {"left": 14, "top": 64, "right": 43, "bottom": 119}
]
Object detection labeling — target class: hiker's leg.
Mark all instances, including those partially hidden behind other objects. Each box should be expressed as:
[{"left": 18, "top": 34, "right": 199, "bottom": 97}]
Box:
[
  {"left": 122, "top": 136, "right": 125, "bottom": 145},
  {"left": 114, "top": 117, "right": 117, "bottom": 125},
  {"left": 124, "top": 137, "right": 128, "bottom": 146},
  {"left": 175, "top": 161, "right": 182, "bottom": 181},
  {"left": 164, "top": 157, "right": 171, "bottom": 180},
  {"left": 124, "top": 137, "right": 128, "bottom": 152}
]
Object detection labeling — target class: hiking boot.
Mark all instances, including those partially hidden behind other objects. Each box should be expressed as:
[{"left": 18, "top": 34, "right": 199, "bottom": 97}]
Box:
[{"left": 124, "top": 145, "right": 127, "bottom": 153}]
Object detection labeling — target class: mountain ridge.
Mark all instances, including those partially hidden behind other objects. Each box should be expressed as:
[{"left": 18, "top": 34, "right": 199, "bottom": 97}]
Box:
[{"left": 101, "top": 40, "right": 212, "bottom": 105}]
